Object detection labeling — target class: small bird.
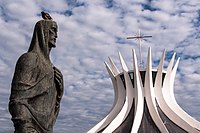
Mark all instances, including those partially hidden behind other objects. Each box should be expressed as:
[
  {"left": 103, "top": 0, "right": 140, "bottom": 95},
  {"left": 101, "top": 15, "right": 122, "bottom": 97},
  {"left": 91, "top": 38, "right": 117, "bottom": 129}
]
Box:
[{"left": 41, "top": 11, "right": 52, "bottom": 20}]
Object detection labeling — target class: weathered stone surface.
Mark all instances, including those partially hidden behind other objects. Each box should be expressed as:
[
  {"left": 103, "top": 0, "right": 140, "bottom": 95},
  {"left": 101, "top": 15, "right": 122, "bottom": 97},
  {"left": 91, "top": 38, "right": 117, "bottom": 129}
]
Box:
[{"left": 9, "top": 20, "right": 64, "bottom": 133}]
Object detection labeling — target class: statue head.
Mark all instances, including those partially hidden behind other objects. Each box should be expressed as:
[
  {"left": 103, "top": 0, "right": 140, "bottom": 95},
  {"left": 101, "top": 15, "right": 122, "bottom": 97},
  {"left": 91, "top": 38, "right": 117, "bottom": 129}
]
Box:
[
  {"left": 28, "top": 20, "right": 58, "bottom": 61},
  {"left": 48, "top": 21, "right": 58, "bottom": 48}
]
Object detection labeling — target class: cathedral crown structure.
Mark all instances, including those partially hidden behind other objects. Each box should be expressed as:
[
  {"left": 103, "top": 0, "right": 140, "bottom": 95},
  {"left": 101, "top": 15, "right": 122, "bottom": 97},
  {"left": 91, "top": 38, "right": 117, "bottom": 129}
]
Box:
[{"left": 87, "top": 48, "right": 200, "bottom": 133}]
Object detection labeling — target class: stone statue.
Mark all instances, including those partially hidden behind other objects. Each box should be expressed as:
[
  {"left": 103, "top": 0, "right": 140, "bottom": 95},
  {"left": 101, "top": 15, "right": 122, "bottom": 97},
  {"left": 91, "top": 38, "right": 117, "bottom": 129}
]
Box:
[{"left": 9, "top": 18, "right": 64, "bottom": 133}]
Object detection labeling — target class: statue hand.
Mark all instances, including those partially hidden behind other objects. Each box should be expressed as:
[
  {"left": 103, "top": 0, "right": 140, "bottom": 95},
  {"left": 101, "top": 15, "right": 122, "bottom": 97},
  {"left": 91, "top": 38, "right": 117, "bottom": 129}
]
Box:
[{"left": 53, "top": 66, "right": 64, "bottom": 101}]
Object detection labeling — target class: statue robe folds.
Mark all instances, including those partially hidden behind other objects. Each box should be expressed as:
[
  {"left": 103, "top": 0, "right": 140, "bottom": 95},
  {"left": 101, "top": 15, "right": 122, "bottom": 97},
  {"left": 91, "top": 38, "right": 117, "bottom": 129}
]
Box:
[{"left": 9, "top": 20, "right": 64, "bottom": 133}]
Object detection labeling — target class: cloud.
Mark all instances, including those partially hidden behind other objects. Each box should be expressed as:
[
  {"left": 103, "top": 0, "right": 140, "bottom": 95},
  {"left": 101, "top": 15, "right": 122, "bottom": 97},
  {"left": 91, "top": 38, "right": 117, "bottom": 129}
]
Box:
[
  {"left": 0, "top": 0, "right": 200, "bottom": 132},
  {"left": 36, "top": 0, "right": 68, "bottom": 12}
]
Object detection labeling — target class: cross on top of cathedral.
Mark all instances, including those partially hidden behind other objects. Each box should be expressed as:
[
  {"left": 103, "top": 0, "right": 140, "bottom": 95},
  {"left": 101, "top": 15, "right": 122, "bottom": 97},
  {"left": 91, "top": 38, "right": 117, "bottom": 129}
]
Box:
[{"left": 127, "top": 29, "right": 152, "bottom": 68}]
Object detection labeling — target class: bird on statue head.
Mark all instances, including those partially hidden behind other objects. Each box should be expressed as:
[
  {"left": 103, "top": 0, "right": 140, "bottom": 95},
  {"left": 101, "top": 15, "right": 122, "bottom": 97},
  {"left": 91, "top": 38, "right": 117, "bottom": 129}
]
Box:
[{"left": 41, "top": 11, "right": 53, "bottom": 20}]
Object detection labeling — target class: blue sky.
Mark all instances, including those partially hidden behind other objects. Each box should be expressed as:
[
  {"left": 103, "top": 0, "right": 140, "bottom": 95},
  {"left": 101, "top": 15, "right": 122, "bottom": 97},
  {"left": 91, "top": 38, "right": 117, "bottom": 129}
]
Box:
[{"left": 0, "top": 0, "right": 200, "bottom": 132}]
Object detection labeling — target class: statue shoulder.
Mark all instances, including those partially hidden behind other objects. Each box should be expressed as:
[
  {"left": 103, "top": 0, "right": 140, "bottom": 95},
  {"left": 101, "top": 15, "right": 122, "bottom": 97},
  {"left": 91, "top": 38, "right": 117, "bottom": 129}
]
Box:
[
  {"left": 16, "top": 52, "right": 39, "bottom": 68},
  {"left": 12, "top": 52, "right": 39, "bottom": 85}
]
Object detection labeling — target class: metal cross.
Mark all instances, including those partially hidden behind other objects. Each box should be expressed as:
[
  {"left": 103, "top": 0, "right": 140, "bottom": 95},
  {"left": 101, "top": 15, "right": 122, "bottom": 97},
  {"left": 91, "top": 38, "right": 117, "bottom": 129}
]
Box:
[{"left": 127, "top": 29, "right": 152, "bottom": 67}]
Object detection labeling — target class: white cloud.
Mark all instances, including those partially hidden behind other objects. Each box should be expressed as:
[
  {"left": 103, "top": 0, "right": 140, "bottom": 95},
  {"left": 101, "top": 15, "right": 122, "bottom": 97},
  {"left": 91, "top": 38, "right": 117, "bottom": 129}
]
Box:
[
  {"left": 36, "top": 0, "right": 68, "bottom": 12},
  {"left": 0, "top": 0, "right": 200, "bottom": 132}
]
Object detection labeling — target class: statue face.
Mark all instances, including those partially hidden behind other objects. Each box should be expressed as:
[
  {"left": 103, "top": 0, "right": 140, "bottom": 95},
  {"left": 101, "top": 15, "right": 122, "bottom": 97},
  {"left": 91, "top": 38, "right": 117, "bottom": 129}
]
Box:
[{"left": 49, "top": 22, "right": 58, "bottom": 48}]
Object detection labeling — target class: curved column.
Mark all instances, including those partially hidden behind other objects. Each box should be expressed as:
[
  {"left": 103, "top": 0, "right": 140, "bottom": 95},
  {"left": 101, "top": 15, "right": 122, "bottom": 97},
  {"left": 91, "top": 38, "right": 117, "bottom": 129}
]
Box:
[
  {"left": 108, "top": 57, "right": 120, "bottom": 75},
  {"left": 163, "top": 57, "right": 200, "bottom": 131},
  {"left": 131, "top": 49, "right": 144, "bottom": 133},
  {"left": 154, "top": 49, "right": 166, "bottom": 99},
  {"left": 119, "top": 52, "right": 135, "bottom": 118},
  {"left": 108, "top": 57, "right": 121, "bottom": 109},
  {"left": 102, "top": 52, "right": 135, "bottom": 133},
  {"left": 98, "top": 61, "right": 126, "bottom": 132},
  {"left": 144, "top": 48, "right": 169, "bottom": 133},
  {"left": 87, "top": 62, "right": 116, "bottom": 133},
  {"left": 87, "top": 59, "right": 126, "bottom": 133},
  {"left": 156, "top": 53, "right": 199, "bottom": 133}
]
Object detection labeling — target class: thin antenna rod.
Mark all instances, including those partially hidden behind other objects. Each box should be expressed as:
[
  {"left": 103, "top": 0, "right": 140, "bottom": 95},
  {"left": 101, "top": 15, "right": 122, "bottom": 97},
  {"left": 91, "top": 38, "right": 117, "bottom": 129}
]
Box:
[
  {"left": 139, "top": 29, "right": 142, "bottom": 66},
  {"left": 127, "top": 29, "right": 152, "bottom": 67}
]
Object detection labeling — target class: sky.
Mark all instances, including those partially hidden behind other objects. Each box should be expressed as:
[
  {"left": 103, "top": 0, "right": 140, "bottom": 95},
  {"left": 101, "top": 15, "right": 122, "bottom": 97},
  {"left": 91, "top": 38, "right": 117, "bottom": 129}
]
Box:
[{"left": 0, "top": 0, "right": 200, "bottom": 132}]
